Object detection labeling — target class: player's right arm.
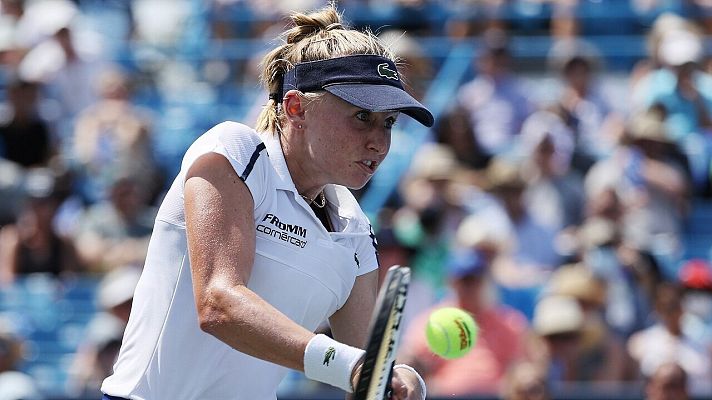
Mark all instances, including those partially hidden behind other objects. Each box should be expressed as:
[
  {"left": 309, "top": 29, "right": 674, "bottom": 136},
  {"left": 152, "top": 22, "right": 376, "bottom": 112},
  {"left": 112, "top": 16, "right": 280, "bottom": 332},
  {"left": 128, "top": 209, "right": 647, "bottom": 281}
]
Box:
[{"left": 184, "top": 152, "right": 314, "bottom": 371}]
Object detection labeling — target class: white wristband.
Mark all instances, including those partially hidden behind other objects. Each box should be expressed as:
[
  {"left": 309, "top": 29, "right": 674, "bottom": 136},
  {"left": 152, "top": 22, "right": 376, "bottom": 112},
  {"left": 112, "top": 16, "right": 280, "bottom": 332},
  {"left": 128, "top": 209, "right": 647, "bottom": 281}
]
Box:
[
  {"left": 303, "top": 334, "right": 365, "bottom": 393},
  {"left": 394, "top": 364, "right": 427, "bottom": 399}
]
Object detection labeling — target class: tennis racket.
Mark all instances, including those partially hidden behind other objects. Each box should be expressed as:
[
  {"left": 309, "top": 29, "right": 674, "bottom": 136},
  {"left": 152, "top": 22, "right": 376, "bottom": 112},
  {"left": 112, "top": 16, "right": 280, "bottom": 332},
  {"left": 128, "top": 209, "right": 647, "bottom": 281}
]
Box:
[{"left": 353, "top": 265, "right": 410, "bottom": 400}]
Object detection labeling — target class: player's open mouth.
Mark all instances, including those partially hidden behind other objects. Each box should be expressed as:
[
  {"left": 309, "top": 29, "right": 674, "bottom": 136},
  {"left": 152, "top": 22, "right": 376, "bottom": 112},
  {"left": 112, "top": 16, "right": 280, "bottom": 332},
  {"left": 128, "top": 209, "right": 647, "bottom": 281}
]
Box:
[{"left": 359, "top": 160, "right": 379, "bottom": 173}]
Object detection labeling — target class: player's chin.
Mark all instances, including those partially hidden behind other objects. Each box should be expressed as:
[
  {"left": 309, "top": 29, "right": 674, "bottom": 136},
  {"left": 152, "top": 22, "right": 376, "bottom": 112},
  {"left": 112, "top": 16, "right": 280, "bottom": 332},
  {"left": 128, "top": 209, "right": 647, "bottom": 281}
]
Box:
[
  {"left": 344, "top": 175, "right": 373, "bottom": 190},
  {"left": 337, "top": 166, "right": 377, "bottom": 189}
]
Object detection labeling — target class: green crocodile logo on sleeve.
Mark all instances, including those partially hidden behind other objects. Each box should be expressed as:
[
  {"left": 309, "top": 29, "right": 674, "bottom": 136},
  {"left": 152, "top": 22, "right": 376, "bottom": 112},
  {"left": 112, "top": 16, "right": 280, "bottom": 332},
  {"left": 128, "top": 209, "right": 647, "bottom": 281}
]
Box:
[
  {"left": 377, "top": 63, "right": 399, "bottom": 80},
  {"left": 323, "top": 347, "right": 336, "bottom": 366}
]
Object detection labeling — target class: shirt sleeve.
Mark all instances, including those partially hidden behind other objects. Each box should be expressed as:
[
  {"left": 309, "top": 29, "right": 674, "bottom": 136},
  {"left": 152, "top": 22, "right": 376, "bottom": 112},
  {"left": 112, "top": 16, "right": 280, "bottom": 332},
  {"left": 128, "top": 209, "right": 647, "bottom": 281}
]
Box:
[{"left": 212, "top": 124, "right": 270, "bottom": 208}]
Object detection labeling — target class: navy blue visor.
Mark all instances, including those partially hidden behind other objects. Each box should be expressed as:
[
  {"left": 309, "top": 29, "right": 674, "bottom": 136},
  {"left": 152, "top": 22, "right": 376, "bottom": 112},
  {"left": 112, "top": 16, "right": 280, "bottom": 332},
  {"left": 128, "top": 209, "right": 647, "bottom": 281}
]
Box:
[{"left": 275, "top": 54, "right": 434, "bottom": 127}]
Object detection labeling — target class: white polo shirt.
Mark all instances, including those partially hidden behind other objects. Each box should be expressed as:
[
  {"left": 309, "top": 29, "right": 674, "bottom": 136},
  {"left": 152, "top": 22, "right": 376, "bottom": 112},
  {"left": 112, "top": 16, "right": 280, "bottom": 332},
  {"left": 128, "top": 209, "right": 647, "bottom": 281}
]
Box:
[{"left": 101, "top": 122, "right": 379, "bottom": 400}]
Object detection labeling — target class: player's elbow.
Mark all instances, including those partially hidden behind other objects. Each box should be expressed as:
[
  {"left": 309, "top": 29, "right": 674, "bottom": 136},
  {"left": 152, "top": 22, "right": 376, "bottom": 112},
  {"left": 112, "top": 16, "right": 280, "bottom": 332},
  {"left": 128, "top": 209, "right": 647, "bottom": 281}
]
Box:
[
  {"left": 196, "top": 286, "right": 234, "bottom": 335},
  {"left": 197, "top": 305, "right": 227, "bottom": 335}
]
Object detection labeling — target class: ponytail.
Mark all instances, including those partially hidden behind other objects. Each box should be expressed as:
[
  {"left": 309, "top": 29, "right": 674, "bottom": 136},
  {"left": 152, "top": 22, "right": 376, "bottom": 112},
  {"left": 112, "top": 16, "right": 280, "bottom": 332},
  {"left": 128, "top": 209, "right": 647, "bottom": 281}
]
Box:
[{"left": 255, "top": 4, "right": 394, "bottom": 135}]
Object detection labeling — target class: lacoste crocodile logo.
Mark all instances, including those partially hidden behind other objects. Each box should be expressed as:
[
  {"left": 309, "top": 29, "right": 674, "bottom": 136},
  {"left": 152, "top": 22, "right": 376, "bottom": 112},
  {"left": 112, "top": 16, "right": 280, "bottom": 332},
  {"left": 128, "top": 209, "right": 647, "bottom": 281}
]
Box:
[
  {"left": 323, "top": 347, "right": 336, "bottom": 366},
  {"left": 377, "top": 63, "right": 399, "bottom": 80}
]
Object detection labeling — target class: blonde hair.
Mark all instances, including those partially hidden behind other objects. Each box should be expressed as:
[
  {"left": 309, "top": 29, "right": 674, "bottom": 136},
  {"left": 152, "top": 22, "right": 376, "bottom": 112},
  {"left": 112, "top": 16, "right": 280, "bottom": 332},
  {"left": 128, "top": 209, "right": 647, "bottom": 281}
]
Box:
[{"left": 256, "top": 4, "right": 395, "bottom": 135}]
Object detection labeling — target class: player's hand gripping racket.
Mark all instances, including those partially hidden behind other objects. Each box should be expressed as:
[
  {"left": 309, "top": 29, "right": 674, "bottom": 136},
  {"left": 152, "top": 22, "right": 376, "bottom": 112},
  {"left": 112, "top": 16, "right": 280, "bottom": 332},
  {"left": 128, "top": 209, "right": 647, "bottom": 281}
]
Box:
[{"left": 353, "top": 265, "right": 410, "bottom": 400}]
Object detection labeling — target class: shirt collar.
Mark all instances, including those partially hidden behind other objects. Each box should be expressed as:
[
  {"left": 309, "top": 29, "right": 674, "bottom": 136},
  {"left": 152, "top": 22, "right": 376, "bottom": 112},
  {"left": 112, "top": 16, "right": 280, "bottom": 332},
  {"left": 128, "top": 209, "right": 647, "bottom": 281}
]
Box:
[{"left": 262, "top": 132, "right": 293, "bottom": 191}]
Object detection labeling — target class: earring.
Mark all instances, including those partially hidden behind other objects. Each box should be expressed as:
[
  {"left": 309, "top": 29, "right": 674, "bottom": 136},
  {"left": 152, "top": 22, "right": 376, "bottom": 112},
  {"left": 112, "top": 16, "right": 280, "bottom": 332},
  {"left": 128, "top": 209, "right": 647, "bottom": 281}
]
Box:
[{"left": 298, "top": 124, "right": 303, "bottom": 129}]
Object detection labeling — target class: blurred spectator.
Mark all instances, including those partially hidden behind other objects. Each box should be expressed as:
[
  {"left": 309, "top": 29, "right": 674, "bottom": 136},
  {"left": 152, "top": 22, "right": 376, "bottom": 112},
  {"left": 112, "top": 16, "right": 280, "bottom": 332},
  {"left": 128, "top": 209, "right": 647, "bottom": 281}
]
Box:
[
  {"left": 679, "top": 258, "right": 712, "bottom": 292},
  {"left": 632, "top": 13, "right": 691, "bottom": 85},
  {"left": 68, "top": 265, "right": 141, "bottom": 397},
  {"left": 628, "top": 283, "right": 712, "bottom": 395},
  {"left": 585, "top": 109, "right": 689, "bottom": 255},
  {"left": 545, "top": 264, "right": 633, "bottom": 381},
  {"left": 0, "top": 316, "right": 42, "bottom": 400},
  {"left": 394, "top": 144, "right": 472, "bottom": 291},
  {"left": 13, "top": 0, "right": 79, "bottom": 48},
  {"left": 434, "top": 105, "right": 491, "bottom": 170},
  {"left": 73, "top": 171, "right": 154, "bottom": 273},
  {"left": 549, "top": 0, "right": 579, "bottom": 39},
  {"left": 0, "top": 0, "right": 23, "bottom": 21},
  {"left": 0, "top": 168, "right": 82, "bottom": 285},
  {"left": 0, "top": 159, "right": 25, "bottom": 226},
  {"left": 691, "top": 0, "right": 712, "bottom": 34},
  {"left": 574, "top": 217, "right": 662, "bottom": 336},
  {"left": 704, "top": 56, "right": 712, "bottom": 77},
  {"left": 633, "top": 22, "right": 712, "bottom": 195},
  {"left": 529, "top": 295, "right": 585, "bottom": 384},
  {"left": 455, "top": 196, "right": 513, "bottom": 258},
  {"left": 645, "top": 362, "right": 689, "bottom": 400},
  {"left": 455, "top": 203, "right": 545, "bottom": 319},
  {"left": 548, "top": 43, "right": 618, "bottom": 173},
  {"left": 629, "top": 13, "right": 687, "bottom": 110},
  {"left": 456, "top": 28, "right": 534, "bottom": 156},
  {"left": 483, "top": 157, "right": 562, "bottom": 287},
  {"left": 133, "top": 0, "right": 193, "bottom": 46},
  {"left": 374, "top": 223, "right": 433, "bottom": 334},
  {"left": 519, "top": 110, "right": 585, "bottom": 231},
  {"left": 0, "top": 0, "right": 27, "bottom": 68},
  {"left": 501, "top": 361, "right": 550, "bottom": 400},
  {"left": 582, "top": 173, "right": 625, "bottom": 224},
  {"left": 18, "top": 0, "right": 104, "bottom": 123},
  {"left": 399, "top": 143, "right": 470, "bottom": 215},
  {"left": 399, "top": 248, "right": 529, "bottom": 396},
  {"left": 0, "top": 77, "right": 52, "bottom": 168},
  {"left": 454, "top": 204, "right": 513, "bottom": 268},
  {"left": 679, "top": 259, "right": 712, "bottom": 344},
  {"left": 72, "top": 66, "right": 158, "bottom": 203}
]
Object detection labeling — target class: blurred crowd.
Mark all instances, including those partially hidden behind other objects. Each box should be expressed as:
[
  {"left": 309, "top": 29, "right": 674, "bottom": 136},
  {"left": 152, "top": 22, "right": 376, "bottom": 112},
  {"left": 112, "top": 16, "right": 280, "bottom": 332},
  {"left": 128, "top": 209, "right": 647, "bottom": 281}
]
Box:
[{"left": 1, "top": 0, "right": 712, "bottom": 399}]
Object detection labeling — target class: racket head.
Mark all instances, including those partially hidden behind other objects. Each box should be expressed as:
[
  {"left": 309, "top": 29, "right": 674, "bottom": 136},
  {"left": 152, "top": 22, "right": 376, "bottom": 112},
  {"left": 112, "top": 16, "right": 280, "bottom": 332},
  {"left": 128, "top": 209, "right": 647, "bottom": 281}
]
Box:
[{"left": 353, "top": 265, "right": 410, "bottom": 400}]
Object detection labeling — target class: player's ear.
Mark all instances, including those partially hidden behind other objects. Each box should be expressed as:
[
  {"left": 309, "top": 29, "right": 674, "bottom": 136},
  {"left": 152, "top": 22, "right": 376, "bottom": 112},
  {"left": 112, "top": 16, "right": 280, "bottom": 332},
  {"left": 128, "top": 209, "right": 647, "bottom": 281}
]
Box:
[{"left": 283, "top": 90, "right": 306, "bottom": 130}]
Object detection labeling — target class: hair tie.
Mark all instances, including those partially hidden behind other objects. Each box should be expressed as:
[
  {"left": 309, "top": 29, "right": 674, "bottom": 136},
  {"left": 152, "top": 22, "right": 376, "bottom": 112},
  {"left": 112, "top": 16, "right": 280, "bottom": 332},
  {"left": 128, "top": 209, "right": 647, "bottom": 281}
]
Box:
[{"left": 325, "top": 22, "right": 343, "bottom": 31}]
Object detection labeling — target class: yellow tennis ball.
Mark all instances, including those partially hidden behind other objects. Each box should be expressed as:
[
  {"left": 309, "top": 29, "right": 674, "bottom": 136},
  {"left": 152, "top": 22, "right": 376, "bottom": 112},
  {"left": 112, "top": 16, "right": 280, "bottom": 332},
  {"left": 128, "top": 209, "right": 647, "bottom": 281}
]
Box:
[{"left": 425, "top": 307, "right": 478, "bottom": 359}]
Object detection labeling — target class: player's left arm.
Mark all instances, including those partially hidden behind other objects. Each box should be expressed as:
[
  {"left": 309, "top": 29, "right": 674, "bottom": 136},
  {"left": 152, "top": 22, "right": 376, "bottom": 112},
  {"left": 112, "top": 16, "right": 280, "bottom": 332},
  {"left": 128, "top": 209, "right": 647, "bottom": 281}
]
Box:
[
  {"left": 329, "top": 269, "right": 378, "bottom": 348},
  {"left": 329, "top": 269, "right": 376, "bottom": 398},
  {"left": 329, "top": 270, "right": 425, "bottom": 400}
]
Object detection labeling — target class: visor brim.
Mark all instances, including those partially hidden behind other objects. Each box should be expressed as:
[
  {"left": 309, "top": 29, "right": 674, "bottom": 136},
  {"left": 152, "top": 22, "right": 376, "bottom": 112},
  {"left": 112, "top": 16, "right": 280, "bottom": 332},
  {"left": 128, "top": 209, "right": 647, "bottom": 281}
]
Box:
[{"left": 324, "top": 84, "right": 434, "bottom": 127}]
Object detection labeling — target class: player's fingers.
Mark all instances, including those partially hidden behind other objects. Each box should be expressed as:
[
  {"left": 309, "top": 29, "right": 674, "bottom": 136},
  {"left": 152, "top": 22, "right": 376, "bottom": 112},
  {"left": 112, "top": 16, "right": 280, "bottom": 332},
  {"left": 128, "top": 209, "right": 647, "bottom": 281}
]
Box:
[
  {"left": 350, "top": 359, "right": 364, "bottom": 392},
  {"left": 389, "top": 372, "right": 408, "bottom": 400}
]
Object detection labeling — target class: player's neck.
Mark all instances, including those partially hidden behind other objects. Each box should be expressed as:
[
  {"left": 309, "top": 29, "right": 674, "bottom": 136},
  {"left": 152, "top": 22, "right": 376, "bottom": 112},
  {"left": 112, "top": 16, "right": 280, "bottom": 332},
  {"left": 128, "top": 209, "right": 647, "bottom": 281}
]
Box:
[{"left": 280, "top": 133, "right": 326, "bottom": 202}]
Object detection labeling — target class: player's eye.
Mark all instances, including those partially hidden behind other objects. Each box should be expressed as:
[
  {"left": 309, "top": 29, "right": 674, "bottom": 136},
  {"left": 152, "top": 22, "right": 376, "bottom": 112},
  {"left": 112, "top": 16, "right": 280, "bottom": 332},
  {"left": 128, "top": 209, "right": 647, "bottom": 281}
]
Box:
[
  {"left": 384, "top": 117, "right": 397, "bottom": 129},
  {"left": 356, "top": 110, "right": 371, "bottom": 122}
]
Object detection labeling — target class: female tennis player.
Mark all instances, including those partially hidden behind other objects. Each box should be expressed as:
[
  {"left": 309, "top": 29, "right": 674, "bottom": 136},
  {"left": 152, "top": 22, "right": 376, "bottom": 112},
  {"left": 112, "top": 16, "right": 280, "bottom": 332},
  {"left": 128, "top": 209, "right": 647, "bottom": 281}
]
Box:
[{"left": 101, "top": 5, "right": 431, "bottom": 400}]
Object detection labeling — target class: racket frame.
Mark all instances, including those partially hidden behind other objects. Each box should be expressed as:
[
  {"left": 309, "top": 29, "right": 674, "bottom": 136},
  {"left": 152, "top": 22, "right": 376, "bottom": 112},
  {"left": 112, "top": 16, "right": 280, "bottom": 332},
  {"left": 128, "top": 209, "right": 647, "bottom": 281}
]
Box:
[{"left": 353, "top": 265, "right": 410, "bottom": 400}]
